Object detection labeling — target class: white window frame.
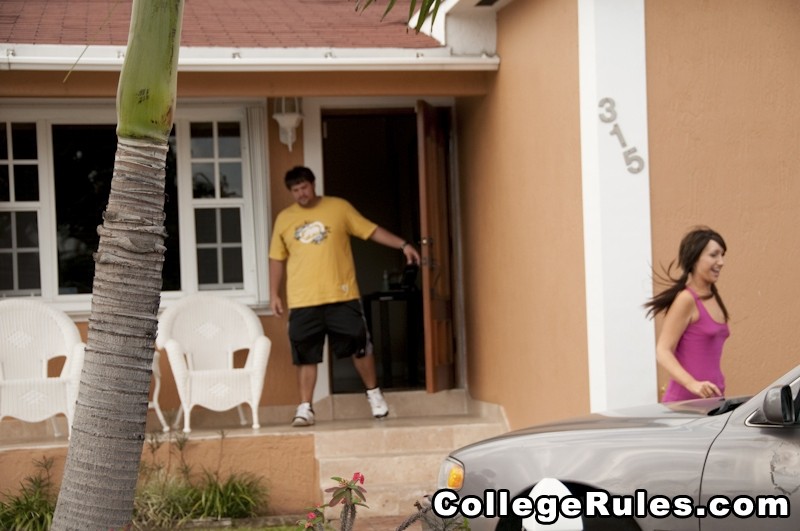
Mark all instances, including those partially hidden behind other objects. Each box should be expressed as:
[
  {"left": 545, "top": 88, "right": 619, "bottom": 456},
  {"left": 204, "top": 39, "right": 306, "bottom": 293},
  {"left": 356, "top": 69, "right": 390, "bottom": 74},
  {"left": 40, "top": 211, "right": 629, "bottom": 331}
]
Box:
[
  {"left": 0, "top": 122, "right": 45, "bottom": 296},
  {"left": 0, "top": 99, "right": 270, "bottom": 316}
]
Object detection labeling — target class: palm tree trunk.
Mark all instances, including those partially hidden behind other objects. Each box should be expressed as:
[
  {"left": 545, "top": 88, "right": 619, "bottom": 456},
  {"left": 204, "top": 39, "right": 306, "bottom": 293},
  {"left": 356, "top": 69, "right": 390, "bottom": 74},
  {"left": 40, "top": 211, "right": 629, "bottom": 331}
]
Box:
[
  {"left": 52, "top": 137, "right": 168, "bottom": 529},
  {"left": 52, "top": 0, "right": 184, "bottom": 528}
]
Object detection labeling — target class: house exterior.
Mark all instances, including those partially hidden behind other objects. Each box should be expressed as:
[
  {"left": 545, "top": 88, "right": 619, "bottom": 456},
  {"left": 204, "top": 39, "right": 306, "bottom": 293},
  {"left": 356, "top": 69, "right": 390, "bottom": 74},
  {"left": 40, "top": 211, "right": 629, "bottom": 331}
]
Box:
[{"left": 2, "top": 0, "right": 800, "bottom": 437}]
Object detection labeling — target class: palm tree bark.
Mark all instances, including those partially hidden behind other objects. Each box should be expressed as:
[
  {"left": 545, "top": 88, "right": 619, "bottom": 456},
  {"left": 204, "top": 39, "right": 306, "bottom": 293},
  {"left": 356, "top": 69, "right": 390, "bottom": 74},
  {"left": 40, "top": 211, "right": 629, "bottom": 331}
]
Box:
[{"left": 52, "top": 0, "right": 184, "bottom": 528}]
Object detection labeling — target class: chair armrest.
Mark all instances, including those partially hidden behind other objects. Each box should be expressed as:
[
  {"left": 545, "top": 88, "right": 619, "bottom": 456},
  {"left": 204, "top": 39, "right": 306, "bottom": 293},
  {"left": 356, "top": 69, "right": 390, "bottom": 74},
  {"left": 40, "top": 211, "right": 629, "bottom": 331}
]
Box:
[
  {"left": 246, "top": 336, "right": 271, "bottom": 402},
  {"left": 62, "top": 342, "right": 86, "bottom": 381},
  {"left": 164, "top": 338, "right": 189, "bottom": 371},
  {"left": 164, "top": 338, "right": 191, "bottom": 403},
  {"left": 244, "top": 336, "right": 271, "bottom": 371}
]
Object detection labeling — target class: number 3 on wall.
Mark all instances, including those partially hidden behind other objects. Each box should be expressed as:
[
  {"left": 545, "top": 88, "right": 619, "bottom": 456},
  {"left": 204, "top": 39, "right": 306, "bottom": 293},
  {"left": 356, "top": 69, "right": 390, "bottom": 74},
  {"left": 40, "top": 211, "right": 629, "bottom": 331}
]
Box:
[{"left": 598, "top": 97, "right": 645, "bottom": 174}]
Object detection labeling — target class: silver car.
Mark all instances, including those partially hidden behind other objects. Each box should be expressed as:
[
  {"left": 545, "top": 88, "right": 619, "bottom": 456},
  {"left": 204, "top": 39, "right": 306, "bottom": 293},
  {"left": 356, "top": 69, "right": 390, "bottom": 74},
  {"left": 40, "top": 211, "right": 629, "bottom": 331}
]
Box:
[{"left": 435, "top": 364, "right": 800, "bottom": 531}]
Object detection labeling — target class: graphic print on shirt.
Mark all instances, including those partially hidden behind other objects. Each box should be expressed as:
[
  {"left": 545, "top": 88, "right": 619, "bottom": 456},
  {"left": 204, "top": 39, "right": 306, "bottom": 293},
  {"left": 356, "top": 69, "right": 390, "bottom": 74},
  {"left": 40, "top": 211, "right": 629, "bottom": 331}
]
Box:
[{"left": 294, "top": 221, "right": 330, "bottom": 245}]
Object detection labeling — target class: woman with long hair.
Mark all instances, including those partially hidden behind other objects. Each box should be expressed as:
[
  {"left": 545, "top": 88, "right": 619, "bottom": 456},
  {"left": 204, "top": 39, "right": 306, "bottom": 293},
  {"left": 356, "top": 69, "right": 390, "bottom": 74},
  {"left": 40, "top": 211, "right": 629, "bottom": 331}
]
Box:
[{"left": 644, "top": 227, "right": 730, "bottom": 401}]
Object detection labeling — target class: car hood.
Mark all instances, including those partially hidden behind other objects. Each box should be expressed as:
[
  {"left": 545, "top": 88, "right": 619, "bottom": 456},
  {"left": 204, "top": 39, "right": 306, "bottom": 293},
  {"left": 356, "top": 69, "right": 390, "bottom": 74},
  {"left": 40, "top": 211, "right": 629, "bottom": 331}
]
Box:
[{"left": 477, "top": 396, "right": 748, "bottom": 444}]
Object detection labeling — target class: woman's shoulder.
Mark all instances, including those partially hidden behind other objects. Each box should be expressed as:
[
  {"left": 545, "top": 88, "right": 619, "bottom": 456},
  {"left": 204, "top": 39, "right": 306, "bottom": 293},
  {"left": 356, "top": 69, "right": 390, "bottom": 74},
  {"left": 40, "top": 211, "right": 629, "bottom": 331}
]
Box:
[
  {"left": 674, "top": 288, "right": 696, "bottom": 302},
  {"left": 671, "top": 288, "right": 697, "bottom": 313}
]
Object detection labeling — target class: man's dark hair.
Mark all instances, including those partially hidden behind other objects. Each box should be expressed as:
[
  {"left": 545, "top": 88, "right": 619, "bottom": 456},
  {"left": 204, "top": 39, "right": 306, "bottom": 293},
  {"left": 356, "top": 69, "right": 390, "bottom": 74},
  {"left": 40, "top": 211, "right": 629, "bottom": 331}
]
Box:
[{"left": 285, "top": 166, "right": 316, "bottom": 189}]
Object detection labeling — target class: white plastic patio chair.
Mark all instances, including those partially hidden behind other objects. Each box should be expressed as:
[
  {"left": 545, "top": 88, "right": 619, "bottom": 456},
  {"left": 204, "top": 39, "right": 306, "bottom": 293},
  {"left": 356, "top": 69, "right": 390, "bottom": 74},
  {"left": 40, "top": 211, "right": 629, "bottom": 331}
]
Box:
[
  {"left": 156, "top": 294, "right": 271, "bottom": 433},
  {"left": 149, "top": 349, "right": 170, "bottom": 432},
  {"left": 0, "top": 299, "right": 85, "bottom": 437}
]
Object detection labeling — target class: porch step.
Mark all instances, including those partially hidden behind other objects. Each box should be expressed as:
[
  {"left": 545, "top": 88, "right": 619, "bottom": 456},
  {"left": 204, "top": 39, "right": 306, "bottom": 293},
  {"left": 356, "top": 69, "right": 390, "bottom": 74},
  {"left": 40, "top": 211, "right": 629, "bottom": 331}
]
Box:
[
  {"left": 0, "top": 416, "right": 69, "bottom": 446},
  {"left": 313, "top": 391, "right": 507, "bottom": 519}
]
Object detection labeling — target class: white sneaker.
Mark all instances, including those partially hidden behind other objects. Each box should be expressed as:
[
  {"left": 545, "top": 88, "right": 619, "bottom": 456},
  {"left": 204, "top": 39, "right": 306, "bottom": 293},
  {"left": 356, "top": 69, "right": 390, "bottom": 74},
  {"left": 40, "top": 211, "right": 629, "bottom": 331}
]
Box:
[
  {"left": 366, "top": 387, "right": 389, "bottom": 418},
  {"left": 292, "top": 402, "right": 315, "bottom": 427}
]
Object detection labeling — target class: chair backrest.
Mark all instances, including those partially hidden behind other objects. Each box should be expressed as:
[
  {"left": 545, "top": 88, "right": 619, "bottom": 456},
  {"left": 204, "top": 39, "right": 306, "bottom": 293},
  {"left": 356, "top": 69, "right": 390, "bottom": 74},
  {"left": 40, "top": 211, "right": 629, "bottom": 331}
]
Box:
[
  {"left": 0, "top": 299, "right": 82, "bottom": 380},
  {"left": 156, "top": 294, "right": 264, "bottom": 371}
]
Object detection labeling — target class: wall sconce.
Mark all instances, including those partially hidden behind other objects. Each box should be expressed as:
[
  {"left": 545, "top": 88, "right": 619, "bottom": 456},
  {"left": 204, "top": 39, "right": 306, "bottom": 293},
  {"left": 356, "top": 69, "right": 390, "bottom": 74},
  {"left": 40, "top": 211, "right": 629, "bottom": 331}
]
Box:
[{"left": 272, "top": 97, "right": 303, "bottom": 152}]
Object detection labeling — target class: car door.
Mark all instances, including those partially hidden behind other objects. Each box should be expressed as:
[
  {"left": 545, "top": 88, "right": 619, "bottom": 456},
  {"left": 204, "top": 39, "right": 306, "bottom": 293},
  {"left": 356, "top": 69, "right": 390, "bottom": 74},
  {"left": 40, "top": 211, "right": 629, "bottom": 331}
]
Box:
[{"left": 699, "top": 382, "right": 800, "bottom": 530}]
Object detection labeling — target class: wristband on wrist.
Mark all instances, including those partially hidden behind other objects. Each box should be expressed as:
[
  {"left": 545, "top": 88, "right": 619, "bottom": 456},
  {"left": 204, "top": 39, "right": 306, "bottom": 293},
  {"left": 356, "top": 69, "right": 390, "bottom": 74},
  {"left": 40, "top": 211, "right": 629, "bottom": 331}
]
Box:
[{"left": 400, "top": 241, "right": 409, "bottom": 251}]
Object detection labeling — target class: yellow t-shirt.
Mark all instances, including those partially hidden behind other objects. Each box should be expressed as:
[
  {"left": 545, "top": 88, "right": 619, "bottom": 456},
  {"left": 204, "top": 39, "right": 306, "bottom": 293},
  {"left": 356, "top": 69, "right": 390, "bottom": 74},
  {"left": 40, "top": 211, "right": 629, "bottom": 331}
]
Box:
[{"left": 269, "top": 196, "right": 378, "bottom": 309}]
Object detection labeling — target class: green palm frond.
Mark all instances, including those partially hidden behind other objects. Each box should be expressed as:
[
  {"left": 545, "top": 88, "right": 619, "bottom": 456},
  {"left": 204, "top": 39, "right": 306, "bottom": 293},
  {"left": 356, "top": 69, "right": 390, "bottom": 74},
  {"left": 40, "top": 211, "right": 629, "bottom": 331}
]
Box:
[{"left": 354, "top": 0, "right": 442, "bottom": 32}]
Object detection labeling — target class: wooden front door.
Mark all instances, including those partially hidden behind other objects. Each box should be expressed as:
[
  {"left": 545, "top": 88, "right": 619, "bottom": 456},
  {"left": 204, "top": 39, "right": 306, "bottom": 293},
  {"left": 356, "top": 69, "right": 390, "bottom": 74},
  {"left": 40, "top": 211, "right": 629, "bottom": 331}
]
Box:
[{"left": 416, "top": 101, "right": 455, "bottom": 393}]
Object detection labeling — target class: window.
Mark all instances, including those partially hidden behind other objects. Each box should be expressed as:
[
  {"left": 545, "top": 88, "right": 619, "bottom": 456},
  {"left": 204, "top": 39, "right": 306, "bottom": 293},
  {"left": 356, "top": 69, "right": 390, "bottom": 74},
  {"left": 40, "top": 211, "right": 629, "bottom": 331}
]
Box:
[
  {"left": 0, "top": 102, "right": 268, "bottom": 312},
  {"left": 0, "top": 122, "right": 42, "bottom": 295},
  {"left": 187, "top": 121, "right": 245, "bottom": 289}
]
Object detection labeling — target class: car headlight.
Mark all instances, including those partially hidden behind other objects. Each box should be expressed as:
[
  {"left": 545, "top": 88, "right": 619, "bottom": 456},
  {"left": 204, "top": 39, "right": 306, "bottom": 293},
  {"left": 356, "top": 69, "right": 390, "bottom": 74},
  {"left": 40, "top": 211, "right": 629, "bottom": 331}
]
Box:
[{"left": 438, "top": 457, "right": 464, "bottom": 491}]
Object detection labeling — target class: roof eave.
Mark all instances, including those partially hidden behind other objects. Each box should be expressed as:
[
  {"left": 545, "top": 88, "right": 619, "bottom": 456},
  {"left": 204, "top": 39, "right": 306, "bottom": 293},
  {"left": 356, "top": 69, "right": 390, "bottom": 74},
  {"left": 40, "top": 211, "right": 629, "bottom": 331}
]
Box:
[{"left": 0, "top": 44, "right": 499, "bottom": 72}]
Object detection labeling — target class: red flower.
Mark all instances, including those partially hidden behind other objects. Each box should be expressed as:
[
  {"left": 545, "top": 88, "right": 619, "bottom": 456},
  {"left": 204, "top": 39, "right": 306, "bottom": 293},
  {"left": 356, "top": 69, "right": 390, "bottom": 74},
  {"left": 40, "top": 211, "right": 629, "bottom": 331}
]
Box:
[
  {"left": 352, "top": 472, "right": 365, "bottom": 484},
  {"left": 307, "top": 512, "right": 317, "bottom": 520}
]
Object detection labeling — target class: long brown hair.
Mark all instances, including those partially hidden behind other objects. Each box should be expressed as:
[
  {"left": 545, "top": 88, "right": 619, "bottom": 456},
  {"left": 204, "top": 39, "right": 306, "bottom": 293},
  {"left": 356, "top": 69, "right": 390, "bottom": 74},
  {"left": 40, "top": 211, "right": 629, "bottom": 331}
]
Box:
[{"left": 644, "top": 227, "right": 729, "bottom": 321}]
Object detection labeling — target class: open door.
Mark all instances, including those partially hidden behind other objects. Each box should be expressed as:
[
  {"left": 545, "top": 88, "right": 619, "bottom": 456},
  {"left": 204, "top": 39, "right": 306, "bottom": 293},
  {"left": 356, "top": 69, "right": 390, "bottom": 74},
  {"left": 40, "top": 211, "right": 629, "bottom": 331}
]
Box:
[{"left": 417, "top": 101, "right": 455, "bottom": 393}]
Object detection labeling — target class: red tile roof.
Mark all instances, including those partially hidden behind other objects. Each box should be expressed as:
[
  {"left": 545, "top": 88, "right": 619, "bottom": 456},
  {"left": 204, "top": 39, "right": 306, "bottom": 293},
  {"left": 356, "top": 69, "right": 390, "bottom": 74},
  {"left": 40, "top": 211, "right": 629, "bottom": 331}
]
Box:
[{"left": 0, "top": 0, "right": 441, "bottom": 49}]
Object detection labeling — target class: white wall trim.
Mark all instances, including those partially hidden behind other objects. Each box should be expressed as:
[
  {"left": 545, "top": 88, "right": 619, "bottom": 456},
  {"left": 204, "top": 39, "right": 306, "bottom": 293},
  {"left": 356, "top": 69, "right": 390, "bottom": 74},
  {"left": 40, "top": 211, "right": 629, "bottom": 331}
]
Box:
[
  {"left": 0, "top": 44, "right": 499, "bottom": 72},
  {"left": 578, "top": 0, "right": 657, "bottom": 411}
]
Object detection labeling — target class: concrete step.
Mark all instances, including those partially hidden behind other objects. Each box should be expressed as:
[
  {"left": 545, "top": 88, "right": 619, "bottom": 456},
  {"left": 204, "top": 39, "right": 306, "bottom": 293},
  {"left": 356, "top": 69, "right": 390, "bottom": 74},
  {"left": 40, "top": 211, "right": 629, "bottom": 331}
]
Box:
[
  {"left": 314, "top": 390, "right": 507, "bottom": 517},
  {"left": 314, "top": 388, "right": 479, "bottom": 421},
  {"left": 319, "top": 451, "right": 445, "bottom": 487},
  {"left": 343, "top": 483, "right": 432, "bottom": 521},
  {"left": 314, "top": 417, "right": 506, "bottom": 458},
  {"left": 0, "top": 416, "right": 69, "bottom": 445}
]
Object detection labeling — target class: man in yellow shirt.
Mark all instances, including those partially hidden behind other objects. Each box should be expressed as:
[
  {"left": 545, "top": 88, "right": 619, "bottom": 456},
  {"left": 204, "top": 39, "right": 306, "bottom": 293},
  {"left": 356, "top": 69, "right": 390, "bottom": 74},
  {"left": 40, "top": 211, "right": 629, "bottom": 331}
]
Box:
[{"left": 269, "top": 166, "right": 420, "bottom": 426}]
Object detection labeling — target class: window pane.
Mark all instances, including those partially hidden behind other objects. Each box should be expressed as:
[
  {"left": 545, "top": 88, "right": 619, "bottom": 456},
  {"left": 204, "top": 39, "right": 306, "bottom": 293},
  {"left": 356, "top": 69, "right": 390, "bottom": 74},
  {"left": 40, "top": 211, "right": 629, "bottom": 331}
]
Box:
[
  {"left": 0, "top": 166, "right": 9, "bottom": 201},
  {"left": 190, "top": 122, "right": 214, "bottom": 158},
  {"left": 13, "top": 164, "right": 39, "bottom": 201},
  {"left": 0, "top": 123, "right": 7, "bottom": 160},
  {"left": 15, "top": 211, "right": 38, "bottom": 248},
  {"left": 17, "top": 252, "right": 40, "bottom": 290},
  {"left": 53, "top": 124, "right": 116, "bottom": 294},
  {"left": 220, "top": 208, "right": 241, "bottom": 243},
  {"left": 0, "top": 254, "right": 12, "bottom": 290},
  {"left": 194, "top": 209, "right": 216, "bottom": 244},
  {"left": 219, "top": 162, "right": 242, "bottom": 198},
  {"left": 163, "top": 130, "right": 181, "bottom": 291},
  {"left": 192, "top": 162, "right": 215, "bottom": 198},
  {"left": 11, "top": 123, "right": 37, "bottom": 160},
  {"left": 0, "top": 212, "right": 10, "bottom": 248},
  {"left": 197, "top": 248, "right": 218, "bottom": 285},
  {"left": 218, "top": 122, "right": 241, "bottom": 158},
  {"left": 222, "top": 247, "right": 243, "bottom": 284}
]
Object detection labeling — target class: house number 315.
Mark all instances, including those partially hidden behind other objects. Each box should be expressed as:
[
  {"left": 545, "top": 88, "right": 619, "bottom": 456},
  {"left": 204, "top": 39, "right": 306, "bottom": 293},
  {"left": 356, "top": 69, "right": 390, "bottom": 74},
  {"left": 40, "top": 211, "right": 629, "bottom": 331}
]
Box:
[{"left": 598, "top": 97, "right": 645, "bottom": 174}]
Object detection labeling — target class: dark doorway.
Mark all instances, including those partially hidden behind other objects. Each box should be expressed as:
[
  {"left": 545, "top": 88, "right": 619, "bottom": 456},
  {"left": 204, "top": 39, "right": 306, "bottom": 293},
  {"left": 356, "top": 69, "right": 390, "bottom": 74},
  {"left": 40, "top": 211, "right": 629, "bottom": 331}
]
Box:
[{"left": 321, "top": 110, "right": 425, "bottom": 393}]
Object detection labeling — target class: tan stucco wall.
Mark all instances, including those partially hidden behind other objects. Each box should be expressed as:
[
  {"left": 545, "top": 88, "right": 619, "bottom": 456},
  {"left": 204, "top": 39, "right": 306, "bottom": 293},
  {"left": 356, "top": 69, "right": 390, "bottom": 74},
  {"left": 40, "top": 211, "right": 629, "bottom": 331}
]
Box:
[
  {"left": 645, "top": 0, "right": 800, "bottom": 396},
  {"left": 0, "top": 433, "right": 318, "bottom": 515},
  {"left": 456, "top": 0, "right": 589, "bottom": 430}
]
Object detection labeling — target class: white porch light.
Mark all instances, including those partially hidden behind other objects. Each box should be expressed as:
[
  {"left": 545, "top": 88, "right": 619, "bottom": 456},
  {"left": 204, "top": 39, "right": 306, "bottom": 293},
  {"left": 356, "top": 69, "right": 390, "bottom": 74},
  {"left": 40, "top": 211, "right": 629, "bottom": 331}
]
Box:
[{"left": 272, "top": 97, "right": 303, "bottom": 152}]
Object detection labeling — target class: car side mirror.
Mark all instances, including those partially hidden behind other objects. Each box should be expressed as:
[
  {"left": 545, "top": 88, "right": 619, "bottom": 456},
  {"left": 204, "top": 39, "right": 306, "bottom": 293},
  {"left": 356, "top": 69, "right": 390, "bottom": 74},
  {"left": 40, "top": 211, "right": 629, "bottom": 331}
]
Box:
[{"left": 762, "top": 385, "right": 795, "bottom": 425}]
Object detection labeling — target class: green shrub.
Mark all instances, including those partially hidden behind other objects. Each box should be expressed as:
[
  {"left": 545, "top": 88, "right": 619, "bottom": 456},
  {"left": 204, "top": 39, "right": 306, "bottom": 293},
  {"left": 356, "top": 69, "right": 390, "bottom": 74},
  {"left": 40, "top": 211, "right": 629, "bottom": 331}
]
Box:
[
  {"left": 133, "top": 471, "right": 199, "bottom": 529},
  {"left": 132, "top": 430, "right": 268, "bottom": 529},
  {"left": 192, "top": 470, "right": 267, "bottom": 520},
  {"left": 0, "top": 457, "right": 56, "bottom": 531}
]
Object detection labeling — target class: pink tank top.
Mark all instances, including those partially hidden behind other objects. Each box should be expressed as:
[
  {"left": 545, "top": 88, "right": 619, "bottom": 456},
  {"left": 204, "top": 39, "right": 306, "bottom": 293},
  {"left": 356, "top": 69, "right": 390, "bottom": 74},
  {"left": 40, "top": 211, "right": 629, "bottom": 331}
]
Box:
[{"left": 662, "top": 287, "right": 730, "bottom": 402}]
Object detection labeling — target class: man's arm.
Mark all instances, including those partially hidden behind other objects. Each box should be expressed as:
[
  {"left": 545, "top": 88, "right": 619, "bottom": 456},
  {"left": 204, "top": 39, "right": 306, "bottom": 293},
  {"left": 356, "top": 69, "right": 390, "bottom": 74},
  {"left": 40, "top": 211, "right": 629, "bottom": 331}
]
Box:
[
  {"left": 369, "top": 226, "right": 421, "bottom": 265},
  {"left": 269, "top": 258, "right": 287, "bottom": 316}
]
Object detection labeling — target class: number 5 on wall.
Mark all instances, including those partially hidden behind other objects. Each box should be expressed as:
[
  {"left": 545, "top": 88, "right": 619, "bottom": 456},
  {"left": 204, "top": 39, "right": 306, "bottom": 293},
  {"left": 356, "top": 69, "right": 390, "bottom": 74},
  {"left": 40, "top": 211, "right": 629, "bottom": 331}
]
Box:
[{"left": 623, "top": 147, "right": 644, "bottom": 174}]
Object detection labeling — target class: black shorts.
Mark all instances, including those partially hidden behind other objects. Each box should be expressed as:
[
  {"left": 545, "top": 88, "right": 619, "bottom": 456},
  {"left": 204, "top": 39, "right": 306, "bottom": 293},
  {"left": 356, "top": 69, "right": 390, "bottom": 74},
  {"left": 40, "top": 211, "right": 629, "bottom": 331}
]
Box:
[{"left": 288, "top": 300, "right": 372, "bottom": 365}]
